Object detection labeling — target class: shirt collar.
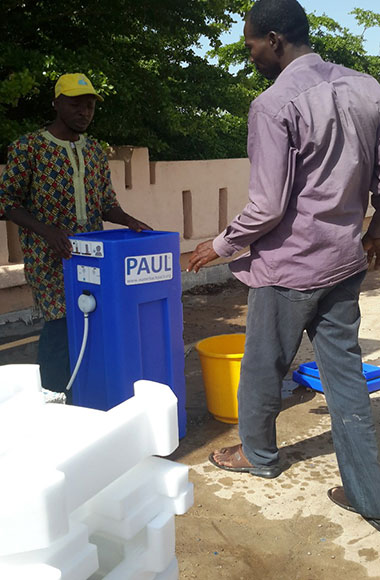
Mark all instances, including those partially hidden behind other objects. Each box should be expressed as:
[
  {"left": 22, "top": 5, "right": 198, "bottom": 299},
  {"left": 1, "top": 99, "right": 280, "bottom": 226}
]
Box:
[
  {"left": 41, "top": 130, "right": 86, "bottom": 149},
  {"left": 276, "top": 52, "right": 323, "bottom": 82}
]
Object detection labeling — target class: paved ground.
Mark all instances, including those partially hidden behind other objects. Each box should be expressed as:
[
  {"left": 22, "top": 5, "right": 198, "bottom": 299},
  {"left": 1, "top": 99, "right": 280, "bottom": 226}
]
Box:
[
  {"left": 174, "top": 269, "right": 380, "bottom": 580},
  {"left": 1, "top": 269, "right": 380, "bottom": 579}
]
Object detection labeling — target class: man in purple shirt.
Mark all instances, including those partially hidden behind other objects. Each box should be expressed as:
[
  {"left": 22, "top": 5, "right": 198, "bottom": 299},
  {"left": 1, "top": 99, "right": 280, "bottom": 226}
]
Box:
[{"left": 188, "top": 0, "right": 380, "bottom": 531}]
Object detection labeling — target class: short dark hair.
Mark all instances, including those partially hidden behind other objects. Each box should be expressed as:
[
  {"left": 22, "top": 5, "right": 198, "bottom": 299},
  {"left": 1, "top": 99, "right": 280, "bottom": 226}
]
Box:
[{"left": 247, "top": 0, "right": 310, "bottom": 46}]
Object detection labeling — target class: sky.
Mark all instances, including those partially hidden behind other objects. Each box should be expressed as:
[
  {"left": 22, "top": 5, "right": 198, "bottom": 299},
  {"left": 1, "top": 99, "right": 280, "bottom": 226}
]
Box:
[{"left": 214, "top": 0, "right": 380, "bottom": 57}]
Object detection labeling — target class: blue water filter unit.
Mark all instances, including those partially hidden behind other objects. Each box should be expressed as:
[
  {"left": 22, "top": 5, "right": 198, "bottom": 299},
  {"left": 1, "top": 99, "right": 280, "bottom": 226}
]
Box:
[{"left": 63, "top": 229, "right": 186, "bottom": 437}]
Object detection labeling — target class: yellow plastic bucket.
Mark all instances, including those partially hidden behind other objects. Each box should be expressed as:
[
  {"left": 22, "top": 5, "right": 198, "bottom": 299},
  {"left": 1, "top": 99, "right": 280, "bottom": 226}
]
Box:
[{"left": 195, "top": 333, "right": 246, "bottom": 424}]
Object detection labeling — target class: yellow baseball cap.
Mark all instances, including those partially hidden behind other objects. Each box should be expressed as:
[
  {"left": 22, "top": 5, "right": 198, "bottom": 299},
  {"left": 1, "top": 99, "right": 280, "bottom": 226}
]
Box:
[{"left": 54, "top": 73, "right": 104, "bottom": 101}]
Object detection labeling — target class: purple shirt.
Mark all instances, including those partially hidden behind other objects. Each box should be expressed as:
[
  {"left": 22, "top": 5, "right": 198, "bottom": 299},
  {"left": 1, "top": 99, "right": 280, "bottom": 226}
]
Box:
[{"left": 213, "top": 53, "right": 380, "bottom": 290}]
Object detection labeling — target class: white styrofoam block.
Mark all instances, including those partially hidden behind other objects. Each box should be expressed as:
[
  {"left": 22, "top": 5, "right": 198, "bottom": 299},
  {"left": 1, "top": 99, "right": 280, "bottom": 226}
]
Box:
[
  {"left": 154, "top": 557, "right": 179, "bottom": 580},
  {"left": 76, "top": 475, "right": 193, "bottom": 543},
  {"left": 0, "top": 369, "right": 190, "bottom": 579},
  {"left": 35, "top": 382, "right": 178, "bottom": 512},
  {"left": 59, "top": 543, "right": 98, "bottom": 580},
  {"left": 145, "top": 457, "right": 189, "bottom": 498},
  {"left": 88, "top": 512, "right": 174, "bottom": 579},
  {"left": 106, "top": 567, "right": 155, "bottom": 580},
  {"left": 81, "top": 496, "right": 160, "bottom": 541},
  {"left": 163, "top": 483, "right": 194, "bottom": 515},
  {"left": 88, "top": 529, "right": 170, "bottom": 580},
  {"left": 127, "top": 574, "right": 155, "bottom": 580},
  {"left": 0, "top": 522, "right": 99, "bottom": 580},
  {"left": 88, "top": 531, "right": 126, "bottom": 579},
  {"left": 0, "top": 563, "right": 62, "bottom": 580},
  {"left": 90, "top": 529, "right": 148, "bottom": 580},
  {"left": 88, "top": 457, "right": 189, "bottom": 521},
  {"left": 0, "top": 462, "right": 68, "bottom": 556},
  {"left": 0, "top": 380, "right": 180, "bottom": 556},
  {"left": 0, "top": 364, "right": 44, "bottom": 456},
  {"left": 81, "top": 489, "right": 192, "bottom": 543},
  {"left": 88, "top": 461, "right": 157, "bottom": 520},
  {"left": 1, "top": 522, "right": 87, "bottom": 565},
  {"left": 146, "top": 512, "right": 175, "bottom": 573},
  {"left": 132, "top": 380, "right": 179, "bottom": 456},
  {"left": 0, "top": 364, "right": 42, "bottom": 402}
]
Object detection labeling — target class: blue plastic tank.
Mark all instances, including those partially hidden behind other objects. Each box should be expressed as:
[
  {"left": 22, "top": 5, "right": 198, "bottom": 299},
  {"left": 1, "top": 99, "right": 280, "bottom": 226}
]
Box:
[{"left": 63, "top": 229, "right": 186, "bottom": 437}]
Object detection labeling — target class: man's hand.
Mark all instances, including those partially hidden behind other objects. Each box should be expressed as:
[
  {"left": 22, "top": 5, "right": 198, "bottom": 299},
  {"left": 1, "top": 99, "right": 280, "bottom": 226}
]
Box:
[
  {"left": 125, "top": 215, "right": 153, "bottom": 232},
  {"left": 104, "top": 206, "right": 152, "bottom": 232},
  {"left": 5, "top": 208, "right": 73, "bottom": 259},
  {"left": 41, "top": 225, "right": 73, "bottom": 259},
  {"left": 362, "top": 233, "right": 380, "bottom": 270},
  {"left": 187, "top": 240, "right": 219, "bottom": 273}
]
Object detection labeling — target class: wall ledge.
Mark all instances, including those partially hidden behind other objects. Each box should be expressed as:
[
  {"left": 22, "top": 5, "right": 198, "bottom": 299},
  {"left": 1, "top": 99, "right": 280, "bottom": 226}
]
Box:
[
  {"left": 181, "top": 262, "right": 233, "bottom": 292},
  {"left": 0, "top": 264, "right": 26, "bottom": 290},
  {"left": 0, "top": 307, "right": 41, "bottom": 327}
]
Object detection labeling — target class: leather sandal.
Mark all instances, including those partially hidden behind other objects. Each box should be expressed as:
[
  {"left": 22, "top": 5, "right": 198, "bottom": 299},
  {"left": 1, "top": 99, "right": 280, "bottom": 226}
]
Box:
[
  {"left": 327, "top": 486, "right": 359, "bottom": 513},
  {"left": 328, "top": 486, "right": 380, "bottom": 532},
  {"left": 209, "top": 443, "right": 282, "bottom": 479}
]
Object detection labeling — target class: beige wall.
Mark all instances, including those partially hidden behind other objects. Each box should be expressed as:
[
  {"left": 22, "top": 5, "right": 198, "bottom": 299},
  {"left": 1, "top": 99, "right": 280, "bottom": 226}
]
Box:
[
  {"left": 106, "top": 147, "right": 250, "bottom": 252},
  {"left": 0, "top": 148, "right": 250, "bottom": 315}
]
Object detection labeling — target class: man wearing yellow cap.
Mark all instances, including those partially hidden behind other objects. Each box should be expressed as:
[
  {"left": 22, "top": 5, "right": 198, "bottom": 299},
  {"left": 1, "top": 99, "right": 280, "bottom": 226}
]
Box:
[{"left": 0, "top": 73, "right": 150, "bottom": 402}]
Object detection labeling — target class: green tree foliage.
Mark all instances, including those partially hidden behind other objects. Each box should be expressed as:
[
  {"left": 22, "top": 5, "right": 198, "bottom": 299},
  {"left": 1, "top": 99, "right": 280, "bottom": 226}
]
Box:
[
  {"left": 1, "top": 0, "right": 249, "bottom": 162},
  {"left": 308, "top": 11, "right": 380, "bottom": 76},
  {"left": 1, "top": 1, "right": 380, "bottom": 163},
  {"left": 213, "top": 6, "right": 380, "bottom": 86}
]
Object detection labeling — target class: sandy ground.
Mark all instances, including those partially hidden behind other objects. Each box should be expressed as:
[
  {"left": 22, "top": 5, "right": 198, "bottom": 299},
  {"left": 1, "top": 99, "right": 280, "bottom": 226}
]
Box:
[
  {"left": 173, "top": 269, "right": 380, "bottom": 580},
  {"left": 1, "top": 269, "right": 380, "bottom": 579}
]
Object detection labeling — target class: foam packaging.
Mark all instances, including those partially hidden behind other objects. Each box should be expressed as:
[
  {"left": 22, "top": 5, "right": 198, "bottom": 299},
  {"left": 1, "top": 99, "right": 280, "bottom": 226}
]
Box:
[{"left": 0, "top": 364, "right": 193, "bottom": 579}]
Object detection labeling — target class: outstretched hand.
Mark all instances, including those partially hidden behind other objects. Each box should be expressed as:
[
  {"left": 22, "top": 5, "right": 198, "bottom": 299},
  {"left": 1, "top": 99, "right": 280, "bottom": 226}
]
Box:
[
  {"left": 362, "top": 233, "right": 380, "bottom": 270},
  {"left": 187, "top": 240, "right": 219, "bottom": 273}
]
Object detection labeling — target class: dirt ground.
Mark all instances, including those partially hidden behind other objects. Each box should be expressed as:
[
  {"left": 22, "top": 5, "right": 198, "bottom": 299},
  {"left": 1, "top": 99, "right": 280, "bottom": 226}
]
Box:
[
  {"left": 173, "top": 269, "right": 380, "bottom": 580},
  {"left": 2, "top": 270, "right": 380, "bottom": 579}
]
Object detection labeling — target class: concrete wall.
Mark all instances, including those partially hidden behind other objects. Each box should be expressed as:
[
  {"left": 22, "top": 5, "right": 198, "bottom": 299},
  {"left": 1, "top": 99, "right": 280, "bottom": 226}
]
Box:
[
  {"left": 0, "top": 147, "right": 250, "bottom": 316},
  {"left": 106, "top": 147, "right": 250, "bottom": 252}
]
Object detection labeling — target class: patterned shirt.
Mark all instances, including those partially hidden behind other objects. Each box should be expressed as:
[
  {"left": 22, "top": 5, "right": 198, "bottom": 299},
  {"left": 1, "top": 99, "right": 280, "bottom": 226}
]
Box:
[{"left": 0, "top": 130, "right": 120, "bottom": 320}]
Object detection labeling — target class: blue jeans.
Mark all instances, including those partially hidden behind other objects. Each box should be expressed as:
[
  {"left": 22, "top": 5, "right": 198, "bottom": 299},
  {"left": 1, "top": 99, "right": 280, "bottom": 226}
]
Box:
[{"left": 238, "top": 270, "right": 380, "bottom": 518}]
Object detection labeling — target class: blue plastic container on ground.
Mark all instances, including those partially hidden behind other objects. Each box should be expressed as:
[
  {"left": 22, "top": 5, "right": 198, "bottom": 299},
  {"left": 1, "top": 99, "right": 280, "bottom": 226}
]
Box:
[
  {"left": 63, "top": 229, "right": 186, "bottom": 437},
  {"left": 293, "top": 361, "right": 380, "bottom": 394}
]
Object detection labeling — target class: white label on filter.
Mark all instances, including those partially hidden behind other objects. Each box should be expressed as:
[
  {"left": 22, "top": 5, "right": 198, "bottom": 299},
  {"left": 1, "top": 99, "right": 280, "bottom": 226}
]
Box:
[
  {"left": 125, "top": 253, "right": 173, "bottom": 285},
  {"left": 77, "top": 265, "right": 101, "bottom": 285},
  {"left": 71, "top": 240, "right": 104, "bottom": 258}
]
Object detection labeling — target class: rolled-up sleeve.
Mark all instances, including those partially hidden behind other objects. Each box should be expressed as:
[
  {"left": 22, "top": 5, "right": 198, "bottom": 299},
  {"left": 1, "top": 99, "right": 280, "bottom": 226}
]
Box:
[
  {"left": 213, "top": 109, "right": 297, "bottom": 257},
  {"left": 0, "top": 141, "right": 31, "bottom": 218}
]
